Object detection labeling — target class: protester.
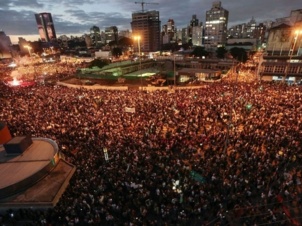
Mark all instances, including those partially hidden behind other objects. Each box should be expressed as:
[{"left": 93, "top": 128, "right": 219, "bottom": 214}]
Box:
[{"left": 0, "top": 64, "right": 301, "bottom": 225}]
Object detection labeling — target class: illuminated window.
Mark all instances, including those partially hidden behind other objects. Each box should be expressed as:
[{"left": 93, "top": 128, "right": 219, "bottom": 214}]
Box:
[
  {"left": 275, "top": 65, "right": 285, "bottom": 73},
  {"left": 264, "top": 65, "right": 274, "bottom": 72},
  {"left": 289, "top": 66, "right": 298, "bottom": 74}
]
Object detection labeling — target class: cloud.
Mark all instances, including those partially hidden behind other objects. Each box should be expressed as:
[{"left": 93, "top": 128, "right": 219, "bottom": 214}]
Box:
[
  {"left": 0, "top": 9, "right": 38, "bottom": 35},
  {"left": 0, "top": 0, "right": 301, "bottom": 39},
  {"left": 0, "top": 0, "right": 44, "bottom": 9}
]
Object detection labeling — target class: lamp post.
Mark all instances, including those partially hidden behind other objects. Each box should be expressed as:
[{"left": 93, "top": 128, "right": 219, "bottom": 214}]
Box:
[
  {"left": 174, "top": 54, "right": 176, "bottom": 86},
  {"left": 134, "top": 36, "right": 142, "bottom": 86},
  {"left": 24, "top": 45, "right": 32, "bottom": 56},
  {"left": 284, "top": 29, "right": 302, "bottom": 82}
]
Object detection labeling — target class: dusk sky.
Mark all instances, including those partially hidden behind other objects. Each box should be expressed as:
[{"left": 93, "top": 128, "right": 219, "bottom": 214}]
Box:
[{"left": 1, "top": 0, "right": 302, "bottom": 43}]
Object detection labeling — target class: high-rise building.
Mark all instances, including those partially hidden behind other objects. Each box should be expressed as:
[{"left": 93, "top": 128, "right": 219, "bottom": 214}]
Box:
[
  {"left": 228, "top": 18, "right": 262, "bottom": 39},
  {"left": 175, "top": 29, "right": 186, "bottom": 45},
  {"left": 162, "top": 19, "right": 176, "bottom": 44},
  {"left": 188, "top": 15, "right": 200, "bottom": 40},
  {"left": 131, "top": 10, "right": 161, "bottom": 52},
  {"left": 105, "top": 26, "right": 118, "bottom": 44},
  {"left": 166, "top": 19, "right": 176, "bottom": 36},
  {"left": 0, "top": 31, "right": 12, "bottom": 58},
  {"left": 190, "top": 15, "right": 199, "bottom": 27},
  {"left": 188, "top": 15, "right": 203, "bottom": 46},
  {"left": 204, "top": 1, "right": 229, "bottom": 50},
  {"left": 227, "top": 18, "right": 267, "bottom": 49},
  {"left": 90, "top": 25, "right": 101, "bottom": 47},
  {"left": 35, "top": 13, "right": 57, "bottom": 43},
  {"left": 192, "top": 25, "right": 203, "bottom": 46}
]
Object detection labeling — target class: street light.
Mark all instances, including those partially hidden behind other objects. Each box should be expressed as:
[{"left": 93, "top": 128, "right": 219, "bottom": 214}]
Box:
[
  {"left": 134, "top": 35, "right": 142, "bottom": 86},
  {"left": 284, "top": 29, "right": 302, "bottom": 82},
  {"left": 24, "top": 45, "right": 32, "bottom": 56},
  {"left": 174, "top": 54, "right": 176, "bottom": 86}
]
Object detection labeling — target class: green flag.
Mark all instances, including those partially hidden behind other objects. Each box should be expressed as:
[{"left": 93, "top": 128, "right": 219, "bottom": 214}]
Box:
[
  {"left": 246, "top": 103, "right": 252, "bottom": 110},
  {"left": 190, "top": 170, "right": 206, "bottom": 184},
  {"left": 51, "top": 158, "right": 56, "bottom": 166}
]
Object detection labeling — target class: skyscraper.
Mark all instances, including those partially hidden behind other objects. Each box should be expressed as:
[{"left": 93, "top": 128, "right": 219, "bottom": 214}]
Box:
[
  {"left": 131, "top": 10, "right": 161, "bottom": 52},
  {"left": 192, "top": 25, "right": 203, "bottom": 46},
  {"left": 204, "top": 1, "right": 229, "bottom": 50},
  {"left": 35, "top": 12, "right": 57, "bottom": 42},
  {"left": 105, "top": 26, "right": 118, "bottom": 44},
  {"left": 162, "top": 19, "right": 176, "bottom": 44},
  {"left": 0, "top": 31, "right": 12, "bottom": 58},
  {"left": 190, "top": 15, "right": 199, "bottom": 28},
  {"left": 189, "top": 15, "right": 203, "bottom": 46},
  {"left": 90, "top": 25, "right": 101, "bottom": 47}
]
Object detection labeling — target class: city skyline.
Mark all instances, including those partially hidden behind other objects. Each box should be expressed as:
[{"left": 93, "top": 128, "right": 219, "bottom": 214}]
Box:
[{"left": 1, "top": 0, "right": 302, "bottom": 43}]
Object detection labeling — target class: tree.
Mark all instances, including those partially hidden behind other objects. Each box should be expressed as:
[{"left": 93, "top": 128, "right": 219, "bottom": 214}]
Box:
[
  {"left": 67, "top": 39, "right": 86, "bottom": 49},
  {"left": 229, "top": 47, "right": 248, "bottom": 63},
  {"left": 191, "top": 46, "right": 209, "bottom": 58},
  {"left": 108, "top": 40, "right": 118, "bottom": 48},
  {"left": 161, "top": 43, "right": 178, "bottom": 52},
  {"left": 119, "top": 37, "right": 133, "bottom": 46},
  {"left": 111, "top": 47, "right": 123, "bottom": 58},
  {"left": 89, "top": 59, "right": 110, "bottom": 68},
  {"left": 216, "top": 46, "right": 228, "bottom": 59}
]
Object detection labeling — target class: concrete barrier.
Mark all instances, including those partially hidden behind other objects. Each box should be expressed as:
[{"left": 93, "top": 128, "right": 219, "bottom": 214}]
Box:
[{"left": 57, "top": 81, "right": 128, "bottom": 90}]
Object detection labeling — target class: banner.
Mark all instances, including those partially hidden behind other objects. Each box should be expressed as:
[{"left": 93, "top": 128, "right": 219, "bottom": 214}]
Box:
[{"left": 125, "top": 107, "right": 135, "bottom": 113}]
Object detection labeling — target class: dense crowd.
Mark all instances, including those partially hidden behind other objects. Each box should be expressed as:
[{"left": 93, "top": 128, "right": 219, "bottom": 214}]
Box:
[
  {"left": 0, "top": 75, "right": 302, "bottom": 225},
  {"left": 0, "top": 57, "right": 86, "bottom": 83}
]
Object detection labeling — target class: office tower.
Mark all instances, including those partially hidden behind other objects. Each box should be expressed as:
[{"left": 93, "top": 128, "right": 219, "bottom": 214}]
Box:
[
  {"left": 162, "top": 19, "right": 176, "bottom": 44},
  {"left": 35, "top": 12, "right": 57, "bottom": 42},
  {"left": 166, "top": 19, "right": 176, "bottom": 38},
  {"left": 254, "top": 23, "right": 267, "bottom": 46},
  {"left": 192, "top": 25, "right": 203, "bottom": 46},
  {"left": 204, "top": 1, "right": 229, "bottom": 50},
  {"left": 179, "top": 28, "right": 189, "bottom": 44},
  {"left": 105, "top": 26, "right": 118, "bottom": 44},
  {"left": 131, "top": 10, "right": 161, "bottom": 52},
  {"left": 0, "top": 31, "right": 12, "bottom": 58},
  {"left": 90, "top": 25, "right": 101, "bottom": 47},
  {"left": 190, "top": 15, "right": 199, "bottom": 27},
  {"left": 228, "top": 17, "right": 262, "bottom": 39},
  {"left": 188, "top": 15, "right": 199, "bottom": 39},
  {"left": 188, "top": 15, "right": 203, "bottom": 45}
]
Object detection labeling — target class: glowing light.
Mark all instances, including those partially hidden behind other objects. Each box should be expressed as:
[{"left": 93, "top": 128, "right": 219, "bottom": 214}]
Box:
[
  {"left": 7, "top": 78, "right": 21, "bottom": 87},
  {"left": 11, "top": 78, "right": 20, "bottom": 86},
  {"left": 8, "top": 62, "right": 17, "bottom": 68},
  {"left": 24, "top": 45, "right": 32, "bottom": 55}
]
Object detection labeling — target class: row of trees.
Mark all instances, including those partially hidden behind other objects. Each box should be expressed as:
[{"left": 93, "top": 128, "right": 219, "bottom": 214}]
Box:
[{"left": 191, "top": 46, "right": 250, "bottom": 62}]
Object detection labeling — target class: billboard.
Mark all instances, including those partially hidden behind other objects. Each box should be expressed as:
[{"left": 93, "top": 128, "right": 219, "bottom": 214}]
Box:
[{"left": 35, "top": 13, "right": 56, "bottom": 42}]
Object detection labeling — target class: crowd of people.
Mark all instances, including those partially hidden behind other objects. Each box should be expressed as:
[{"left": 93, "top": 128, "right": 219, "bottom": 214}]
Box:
[
  {"left": 0, "top": 60, "right": 302, "bottom": 225},
  {"left": 0, "top": 56, "right": 86, "bottom": 84}
]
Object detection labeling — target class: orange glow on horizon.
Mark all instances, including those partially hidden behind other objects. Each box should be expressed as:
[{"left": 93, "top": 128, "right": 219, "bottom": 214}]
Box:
[{"left": 9, "top": 33, "right": 85, "bottom": 44}]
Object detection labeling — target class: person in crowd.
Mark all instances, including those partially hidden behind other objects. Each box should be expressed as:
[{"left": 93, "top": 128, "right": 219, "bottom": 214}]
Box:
[{"left": 0, "top": 61, "right": 301, "bottom": 225}]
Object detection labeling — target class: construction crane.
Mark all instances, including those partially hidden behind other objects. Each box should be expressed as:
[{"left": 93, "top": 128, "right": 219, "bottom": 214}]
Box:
[{"left": 135, "top": 0, "right": 159, "bottom": 12}]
